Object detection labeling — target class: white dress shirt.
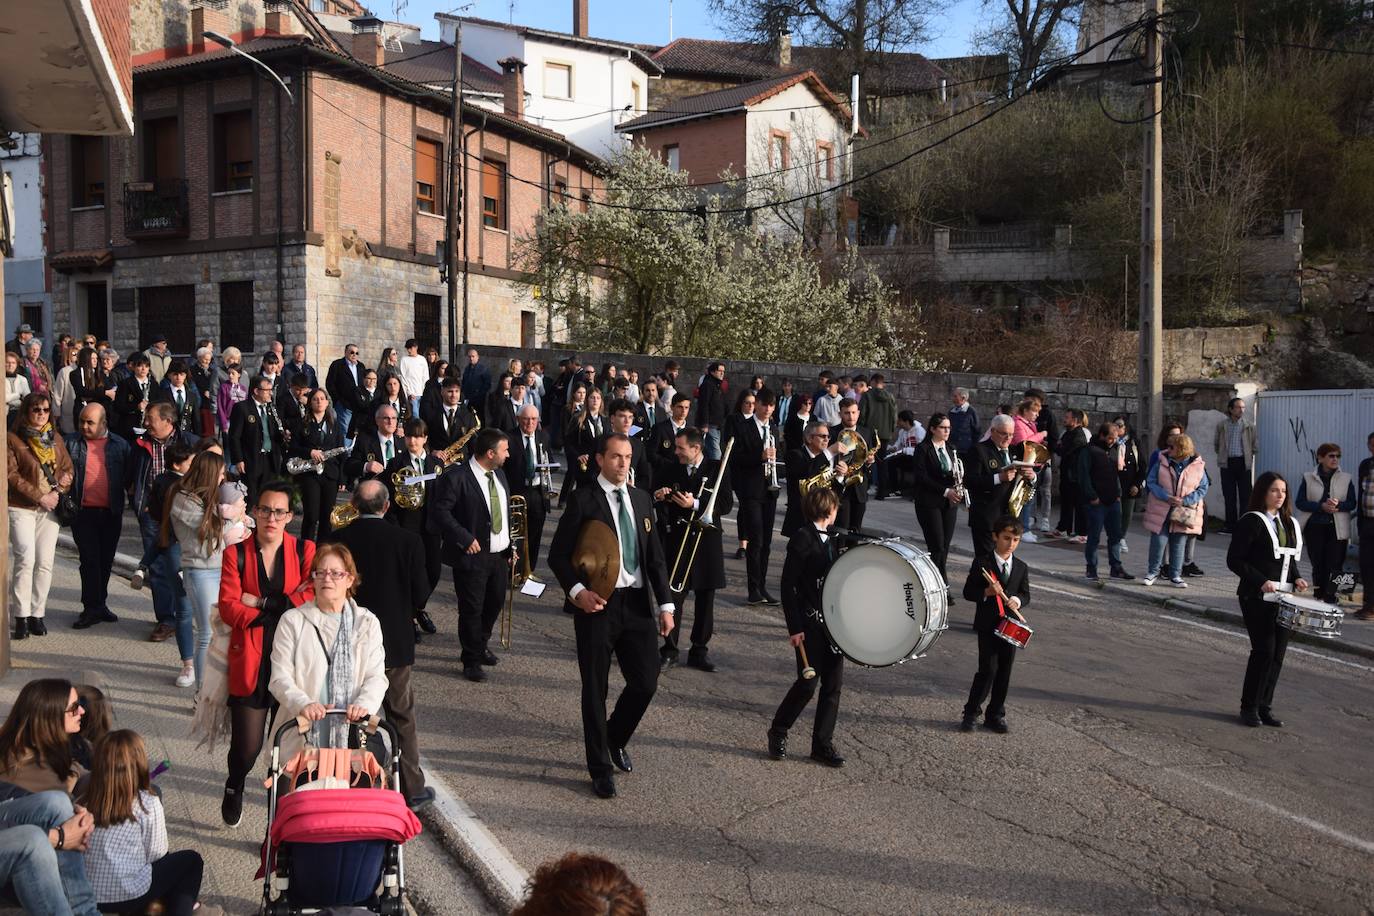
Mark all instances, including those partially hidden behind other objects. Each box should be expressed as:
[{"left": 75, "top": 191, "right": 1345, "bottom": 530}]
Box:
[
  {"left": 569, "top": 475, "right": 674, "bottom": 613},
  {"left": 469, "top": 459, "right": 510, "bottom": 553}
]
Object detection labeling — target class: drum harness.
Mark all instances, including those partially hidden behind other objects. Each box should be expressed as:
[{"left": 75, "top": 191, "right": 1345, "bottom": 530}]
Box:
[{"left": 1245, "top": 510, "right": 1304, "bottom": 602}]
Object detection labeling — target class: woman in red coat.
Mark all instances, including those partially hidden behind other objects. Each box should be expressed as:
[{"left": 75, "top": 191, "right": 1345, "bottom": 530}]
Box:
[{"left": 216, "top": 479, "right": 314, "bottom": 827}]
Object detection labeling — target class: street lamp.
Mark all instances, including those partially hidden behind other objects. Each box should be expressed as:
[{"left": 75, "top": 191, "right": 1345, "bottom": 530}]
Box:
[{"left": 203, "top": 30, "right": 294, "bottom": 103}]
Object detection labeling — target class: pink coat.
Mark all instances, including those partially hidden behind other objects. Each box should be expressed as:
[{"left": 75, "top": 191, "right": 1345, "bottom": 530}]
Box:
[
  {"left": 1011, "top": 414, "right": 1046, "bottom": 446},
  {"left": 1142, "top": 455, "right": 1207, "bottom": 535}
]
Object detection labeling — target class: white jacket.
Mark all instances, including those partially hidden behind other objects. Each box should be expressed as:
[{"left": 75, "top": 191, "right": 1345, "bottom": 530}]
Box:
[
  {"left": 398, "top": 354, "right": 430, "bottom": 400},
  {"left": 270, "top": 601, "right": 389, "bottom": 760}
]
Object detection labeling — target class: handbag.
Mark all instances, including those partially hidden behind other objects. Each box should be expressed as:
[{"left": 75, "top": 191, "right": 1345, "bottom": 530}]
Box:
[
  {"left": 1164, "top": 462, "right": 1199, "bottom": 529},
  {"left": 38, "top": 462, "right": 78, "bottom": 527}
]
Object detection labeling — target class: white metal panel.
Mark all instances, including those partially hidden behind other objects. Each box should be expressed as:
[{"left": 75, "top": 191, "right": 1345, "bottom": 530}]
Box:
[{"left": 1255, "top": 389, "right": 1374, "bottom": 524}]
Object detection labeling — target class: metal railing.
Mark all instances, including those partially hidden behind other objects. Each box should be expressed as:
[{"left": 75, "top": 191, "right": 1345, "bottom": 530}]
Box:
[{"left": 124, "top": 179, "right": 190, "bottom": 238}]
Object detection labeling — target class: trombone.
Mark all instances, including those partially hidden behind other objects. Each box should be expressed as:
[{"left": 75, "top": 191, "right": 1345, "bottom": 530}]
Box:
[
  {"left": 502, "top": 495, "right": 530, "bottom": 649},
  {"left": 668, "top": 437, "right": 735, "bottom": 593}
]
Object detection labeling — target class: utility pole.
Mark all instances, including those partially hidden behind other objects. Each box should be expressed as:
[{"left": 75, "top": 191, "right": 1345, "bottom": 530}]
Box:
[
  {"left": 1137, "top": 0, "right": 1164, "bottom": 440},
  {"left": 446, "top": 20, "right": 463, "bottom": 362}
]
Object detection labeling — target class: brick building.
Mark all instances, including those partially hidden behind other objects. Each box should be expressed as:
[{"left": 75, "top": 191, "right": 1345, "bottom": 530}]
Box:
[{"left": 44, "top": 0, "right": 601, "bottom": 364}]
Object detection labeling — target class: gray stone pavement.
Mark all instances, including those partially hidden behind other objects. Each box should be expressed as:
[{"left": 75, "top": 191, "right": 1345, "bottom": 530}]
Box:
[{"left": 0, "top": 544, "right": 495, "bottom": 916}]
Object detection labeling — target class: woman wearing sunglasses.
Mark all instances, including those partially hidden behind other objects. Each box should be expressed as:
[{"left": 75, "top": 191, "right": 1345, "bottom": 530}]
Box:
[
  {"left": 7, "top": 392, "right": 74, "bottom": 640},
  {"left": 216, "top": 480, "right": 315, "bottom": 828}
]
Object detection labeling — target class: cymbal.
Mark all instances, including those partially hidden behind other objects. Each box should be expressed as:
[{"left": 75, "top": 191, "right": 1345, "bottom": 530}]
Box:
[{"left": 574, "top": 519, "right": 621, "bottom": 598}]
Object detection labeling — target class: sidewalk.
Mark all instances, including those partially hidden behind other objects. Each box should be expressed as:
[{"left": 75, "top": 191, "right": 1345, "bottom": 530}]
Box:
[
  {"left": 0, "top": 542, "right": 494, "bottom": 916},
  {"left": 855, "top": 497, "right": 1374, "bottom": 660}
]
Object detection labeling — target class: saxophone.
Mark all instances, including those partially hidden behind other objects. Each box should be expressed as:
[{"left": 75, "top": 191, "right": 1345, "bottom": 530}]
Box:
[{"left": 439, "top": 414, "right": 481, "bottom": 467}]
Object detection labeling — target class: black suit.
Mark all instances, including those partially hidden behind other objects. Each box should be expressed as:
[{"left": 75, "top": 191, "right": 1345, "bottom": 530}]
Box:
[
  {"left": 275, "top": 389, "right": 308, "bottom": 444},
  {"left": 422, "top": 401, "right": 478, "bottom": 456},
  {"left": 503, "top": 428, "right": 552, "bottom": 571},
  {"left": 647, "top": 419, "right": 685, "bottom": 479},
  {"left": 333, "top": 516, "right": 431, "bottom": 798},
  {"left": 325, "top": 357, "right": 362, "bottom": 418},
  {"left": 783, "top": 413, "right": 813, "bottom": 454},
  {"left": 828, "top": 424, "right": 877, "bottom": 532},
  {"left": 565, "top": 414, "right": 605, "bottom": 492},
  {"left": 656, "top": 459, "right": 730, "bottom": 659},
  {"left": 782, "top": 447, "right": 839, "bottom": 538},
  {"left": 159, "top": 382, "right": 201, "bottom": 435},
  {"left": 961, "top": 554, "right": 1031, "bottom": 723},
  {"left": 429, "top": 461, "right": 512, "bottom": 668},
  {"left": 770, "top": 524, "right": 843, "bottom": 752},
  {"left": 486, "top": 395, "right": 524, "bottom": 435},
  {"left": 1227, "top": 512, "right": 1304, "bottom": 715},
  {"left": 225, "top": 398, "right": 286, "bottom": 505},
  {"left": 288, "top": 415, "right": 346, "bottom": 543},
  {"left": 345, "top": 430, "right": 404, "bottom": 483},
  {"left": 732, "top": 416, "right": 781, "bottom": 599},
  {"left": 111, "top": 375, "right": 165, "bottom": 441},
  {"left": 965, "top": 440, "right": 1019, "bottom": 562},
  {"left": 548, "top": 480, "right": 675, "bottom": 780},
  {"left": 385, "top": 451, "right": 445, "bottom": 594},
  {"left": 346, "top": 387, "right": 378, "bottom": 438},
  {"left": 633, "top": 401, "right": 664, "bottom": 440},
  {"left": 912, "top": 439, "right": 961, "bottom": 583}
]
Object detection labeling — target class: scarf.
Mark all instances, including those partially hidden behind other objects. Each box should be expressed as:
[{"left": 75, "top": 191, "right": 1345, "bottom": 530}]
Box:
[
  {"left": 315, "top": 601, "right": 357, "bottom": 749},
  {"left": 23, "top": 422, "right": 57, "bottom": 468}
]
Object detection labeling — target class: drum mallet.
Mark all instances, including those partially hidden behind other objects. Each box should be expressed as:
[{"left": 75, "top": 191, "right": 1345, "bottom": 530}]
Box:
[{"left": 798, "top": 642, "right": 816, "bottom": 680}]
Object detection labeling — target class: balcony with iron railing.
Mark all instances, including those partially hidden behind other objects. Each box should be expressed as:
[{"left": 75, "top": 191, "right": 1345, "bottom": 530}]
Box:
[{"left": 124, "top": 179, "right": 190, "bottom": 238}]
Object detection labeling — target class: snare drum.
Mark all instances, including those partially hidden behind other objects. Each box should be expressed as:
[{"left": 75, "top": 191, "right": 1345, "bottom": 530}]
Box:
[
  {"left": 1276, "top": 594, "right": 1343, "bottom": 639},
  {"left": 993, "top": 616, "right": 1033, "bottom": 649},
  {"left": 819, "top": 538, "right": 949, "bottom": 667}
]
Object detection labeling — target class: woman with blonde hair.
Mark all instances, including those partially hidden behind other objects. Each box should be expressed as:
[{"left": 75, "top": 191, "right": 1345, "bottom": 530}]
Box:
[
  {"left": 269, "top": 543, "right": 387, "bottom": 761},
  {"left": 165, "top": 451, "right": 230, "bottom": 690},
  {"left": 1141, "top": 432, "right": 1208, "bottom": 587}
]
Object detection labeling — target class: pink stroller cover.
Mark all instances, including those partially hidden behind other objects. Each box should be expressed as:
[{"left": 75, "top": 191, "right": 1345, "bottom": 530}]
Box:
[{"left": 271, "top": 789, "right": 422, "bottom": 846}]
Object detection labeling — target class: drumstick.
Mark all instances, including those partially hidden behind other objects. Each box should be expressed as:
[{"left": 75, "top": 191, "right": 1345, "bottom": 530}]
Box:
[
  {"left": 981, "top": 568, "right": 1027, "bottom": 622},
  {"left": 797, "top": 642, "right": 817, "bottom": 680}
]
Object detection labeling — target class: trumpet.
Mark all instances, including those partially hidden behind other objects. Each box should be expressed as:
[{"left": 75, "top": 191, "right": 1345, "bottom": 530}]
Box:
[
  {"left": 439, "top": 415, "right": 481, "bottom": 467},
  {"left": 668, "top": 437, "right": 735, "bottom": 593},
  {"left": 951, "top": 449, "right": 970, "bottom": 507},
  {"left": 537, "top": 442, "right": 558, "bottom": 499},
  {"left": 502, "top": 495, "right": 531, "bottom": 649},
  {"left": 764, "top": 427, "right": 780, "bottom": 493}
]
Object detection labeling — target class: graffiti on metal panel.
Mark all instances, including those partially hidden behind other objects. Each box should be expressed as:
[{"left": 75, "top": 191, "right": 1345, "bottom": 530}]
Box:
[{"left": 1287, "top": 417, "right": 1317, "bottom": 466}]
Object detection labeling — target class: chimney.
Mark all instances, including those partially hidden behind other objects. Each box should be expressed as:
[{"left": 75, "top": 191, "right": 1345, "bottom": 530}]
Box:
[
  {"left": 190, "top": 0, "right": 231, "bottom": 51},
  {"left": 573, "top": 0, "right": 589, "bottom": 37},
  {"left": 500, "top": 57, "right": 527, "bottom": 118},
  {"left": 350, "top": 16, "right": 386, "bottom": 67},
  {"left": 773, "top": 30, "right": 792, "bottom": 68},
  {"left": 264, "top": 1, "right": 296, "bottom": 35}
]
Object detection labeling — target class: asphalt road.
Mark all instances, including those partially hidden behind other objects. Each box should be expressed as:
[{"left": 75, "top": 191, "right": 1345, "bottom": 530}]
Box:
[{"left": 405, "top": 494, "right": 1374, "bottom": 915}]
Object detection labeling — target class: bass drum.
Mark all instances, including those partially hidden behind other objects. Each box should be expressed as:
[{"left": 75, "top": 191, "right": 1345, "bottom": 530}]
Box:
[{"left": 819, "top": 538, "right": 949, "bottom": 667}]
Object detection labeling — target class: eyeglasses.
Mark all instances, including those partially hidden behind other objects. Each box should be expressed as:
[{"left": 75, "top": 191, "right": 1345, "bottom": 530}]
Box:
[
  {"left": 65, "top": 702, "right": 83, "bottom": 717},
  {"left": 312, "top": 570, "right": 351, "bottom": 581},
  {"left": 253, "top": 507, "right": 292, "bottom": 519},
  {"left": 30, "top": 407, "right": 50, "bottom": 414}
]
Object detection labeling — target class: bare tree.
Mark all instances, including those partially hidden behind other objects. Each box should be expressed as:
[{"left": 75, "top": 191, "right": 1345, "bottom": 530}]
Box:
[{"left": 975, "top": 0, "right": 1084, "bottom": 92}]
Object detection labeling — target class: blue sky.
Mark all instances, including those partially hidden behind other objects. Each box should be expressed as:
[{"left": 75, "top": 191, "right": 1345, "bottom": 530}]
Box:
[{"left": 395, "top": 0, "right": 988, "bottom": 57}]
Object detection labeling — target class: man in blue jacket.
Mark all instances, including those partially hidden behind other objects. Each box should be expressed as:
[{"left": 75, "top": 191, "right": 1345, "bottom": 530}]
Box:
[{"left": 64, "top": 404, "right": 134, "bottom": 629}]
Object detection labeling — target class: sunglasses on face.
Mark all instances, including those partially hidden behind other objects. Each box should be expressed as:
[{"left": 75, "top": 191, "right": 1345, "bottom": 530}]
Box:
[{"left": 66, "top": 702, "right": 83, "bottom": 716}]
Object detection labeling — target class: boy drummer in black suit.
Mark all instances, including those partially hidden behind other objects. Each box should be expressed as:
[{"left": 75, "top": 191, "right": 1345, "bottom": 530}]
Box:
[
  {"left": 960, "top": 515, "right": 1032, "bottom": 734},
  {"left": 767, "top": 487, "right": 846, "bottom": 767}
]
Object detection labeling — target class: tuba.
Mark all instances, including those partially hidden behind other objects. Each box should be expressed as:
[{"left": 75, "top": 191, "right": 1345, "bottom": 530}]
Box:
[
  {"left": 1007, "top": 440, "right": 1050, "bottom": 518},
  {"left": 392, "top": 467, "right": 425, "bottom": 509}
]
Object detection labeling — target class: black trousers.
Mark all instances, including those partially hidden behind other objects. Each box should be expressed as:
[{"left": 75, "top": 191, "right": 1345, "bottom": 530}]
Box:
[
  {"left": 1055, "top": 481, "right": 1085, "bottom": 535},
  {"left": 970, "top": 513, "right": 995, "bottom": 563},
  {"left": 738, "top": 493, "right": 778, "bottom": 597},
  {"left": 520, "top": 496, "right": 548, "bottom": 572},
  {"left": 1361, "top": 517, "right": 1374, "bottom": 610},
  {"left": 881, "top": 453, "right": 914, "bottom": 498},
  {"left": 296, "top": 473, "right": 335, "bottom": 543},
  {"left": 1303, "top": 520, "right": 1346, "bottom": 601},
  {"left": 915, "top": 502, "right": 958, "bottom": 583},
  {"left": 662, "top": 589, "right": 714, "bottom": 657},
  {"left": 1240, "top": 596, "right": 1290, "bottom": 713},
  {"left": 1220, "top": 457, "right": 1251, "bottom": 528},
  {"left": 420, "top": 533, "right": 442, "bottom": 596},
  {"left": 72, "top": 506, "right": 122, "bottom": 616},
  {"left": 771, "top": 625, "right": 843, "bottom": 751},
  {"left": 963, "top": 629, "right": 1017, "bottom": 721},
  {"left": 242, "top": 456, "right": 281, "bottom": 508},
  {"left": 573, "top": 587, "right": 660, "bottom": 779},
  {"left": 99, "top": 850, "right": 203, "bottom": 916},
  {"left": 453, "top": 552, "right": 508, "bottom": 666},
  {"left": 836, "top": 487, "right": 866, "bottom": 533}
]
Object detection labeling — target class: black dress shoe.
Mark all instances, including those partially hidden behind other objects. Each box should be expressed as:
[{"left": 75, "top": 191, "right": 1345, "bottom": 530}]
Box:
[
  {"left": 416, "top": 611, "right": 438, "bottom": 635},
  {"left": 610, "top": 746, "right": 633, "bottom": 773},
  {"left": 27, "top": 619, "right": 47, "bottom": 636},
  {"left": 746, "top": 593, "right": 767, "bottom": 606},
  {"left": 767, "top": 729, "right": 787, "bottom": 760},
  {"left": 481, "top": 649, "right": 500, "bottom": 666},
  {"left": 72, "top": 614, "right": 98, "bottom": 630},
  {"left": 810, "top": 746, "right": 845, "bottom": 768},
  {"left": 11, "top": 619, "right": 28, "bottom": 641},
  {"left": 760, "top": 591, "right": 780, "bottom": 605},
  {"left": 659, "top": 654, "right": 678, "bottom": 672},
  {"left": 413, "top": 629, "right": 424, "bottom": 645},
  {"left": 463, "top": 665, "right": 487, "bottom": 683},
  {"left": 959, "top": 715, "right": 977, "bottom": 732},
  {"left": 1110, "top": 568, "right": 1135, "bottom": 581},
  {"left": 1258, "top": 709, "right": 1283, "bottom": 728},
  {"left": 96, "top": 607, "right": 119, "bottom": 623},
  {"left": 983, "top": 718, "right": 1009, "bottom": 734},
  {"left": 592, "top": 775, "right": 617, "bottom": 799},
  {"left": 1182, "top": 563, "right": 1205, "bottom": 577},
  {"left": 734, "top": 547, "right": 747, "bottom": 560},
  {"left": 1239, "top": 710, "right": 1262, "bottom": 727},
  {"left": 686, "top": 654, "right": 717, "bottom": 672}
]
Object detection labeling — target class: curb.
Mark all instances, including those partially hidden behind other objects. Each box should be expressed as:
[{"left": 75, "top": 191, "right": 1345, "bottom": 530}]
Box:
[
  {"left": 413, "top": 754, "right": 529, "bottom": 912},
  {"left": 947, "top": 541, "right": 1374, "bottom": 663}
]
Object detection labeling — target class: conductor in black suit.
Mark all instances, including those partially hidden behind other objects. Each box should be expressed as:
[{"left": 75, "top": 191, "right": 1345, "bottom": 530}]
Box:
[
  {"left": 429, "top": 427, "right": 513, "bottom": 683},
  {"left": 964, "top": 414, "right": 1035, "bottom": 562},
  {"left": 502, "top": 403, "right": 551, "bottom": 572},
  {"left": 733, "top": 390, "right": 782, "bottom": 604},
  {"left": 912, "top": 412, "right": 964, "bottom": 584},
  {"left": 829, "top": 397, "right": 878, "bottom": 532},
  {"left": 333, "top": 481, "right": 435, "bottom": 809},
  {"left": 548, "top": 433, "right": 677, "bottom": 800},
  {"left": 225, "top": 374, "right": 286, "bottom": 506},
  {"left": 781, "top": 420, "right": 849, "bottom": 539},
  {"left": 653, "top": 426, "right": 730, "bottom": 672},
  {"left": 959, "top": 516, "right": 1032, "bottom": 734},
  {"left": 767, "top": 487, "right": 845, "bottom": 767}
]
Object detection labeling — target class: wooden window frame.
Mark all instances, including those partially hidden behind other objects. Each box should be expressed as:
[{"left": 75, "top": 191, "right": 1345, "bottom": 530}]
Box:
[
  {"left": 769, "top": 129, "right": 790, "bottom": 169},
  {"left": 543, "top": 61, "right": 573, "bottom": 100},
  {"left": 663, "top": 144, "right": 680, "bottom": 171},
  {"left": 481, "top": 157, "right": 508, "bottom": 230},
  {"left": 213, "top": 109, "right": 254, "bottom": 193},
  {"left": 816, "top": 141, "right": 834, "bottom": 181},
  {"left": 70, "top": 135, "right": 106, "bottom": 209},
  {"left": 415, "top": 136, "right": 443, "bottom": 214}
]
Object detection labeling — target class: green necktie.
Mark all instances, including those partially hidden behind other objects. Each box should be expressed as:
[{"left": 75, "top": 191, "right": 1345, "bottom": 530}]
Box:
[
  {"left": 1277, "top": 518, "right": 1287, "bottom": 548},
  {"left": 616, "top": 489, "right": 638, "bottom": 574},
  {"left": 1000, "top": 448, "right": 1010, "bottom": 467},
  {"left": 259, "top": 405, "right": 270, "bottom": 451},
  {"left": 938, "top": 446, "right": 950, "bottom": 473},
  {"left": 384, "top": 439, "right": 393, "bottom": 463},
  {"left": 525, "top": 437, "right": 536, "bottom": 482},
  {"left": 176, "top": 390, "right": 184, "bottom": 413},
  {"left": 487, "top": 471, "right": 503, "bottom": 534}
]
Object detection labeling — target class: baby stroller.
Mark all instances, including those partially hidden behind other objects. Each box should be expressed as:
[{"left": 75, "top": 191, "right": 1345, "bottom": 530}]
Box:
[{"left": 260, "top": 710, "right": 422, "bottom": 915}]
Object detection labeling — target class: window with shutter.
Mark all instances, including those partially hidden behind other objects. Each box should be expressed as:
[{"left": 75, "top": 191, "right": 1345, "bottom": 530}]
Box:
[
  {"left": 482, "top": 159, "right": 507, "bottom": 229},
  {"left": 416, "top": 138, "right": 442, "bottom": 213},
  {"left": 213, "top": 110, "right": 253, "bottom": 192}
]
